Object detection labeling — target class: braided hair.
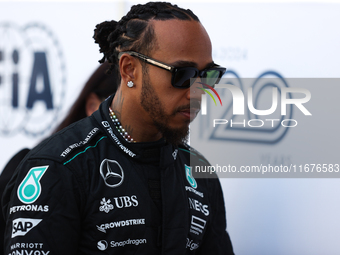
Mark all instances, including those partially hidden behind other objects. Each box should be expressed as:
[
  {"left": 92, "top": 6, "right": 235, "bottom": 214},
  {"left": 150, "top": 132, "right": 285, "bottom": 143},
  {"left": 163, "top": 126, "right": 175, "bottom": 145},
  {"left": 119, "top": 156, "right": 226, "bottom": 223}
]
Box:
[{"left": 93, "top": 2, "right": 199, "bottom": 83}]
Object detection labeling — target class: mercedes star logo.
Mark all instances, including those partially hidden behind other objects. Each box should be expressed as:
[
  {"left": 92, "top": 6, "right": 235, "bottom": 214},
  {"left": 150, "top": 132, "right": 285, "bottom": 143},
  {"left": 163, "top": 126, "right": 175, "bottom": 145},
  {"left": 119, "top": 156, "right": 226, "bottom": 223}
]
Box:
[{"left": 99, "top": 159, "right": 124, "bottom": 188}]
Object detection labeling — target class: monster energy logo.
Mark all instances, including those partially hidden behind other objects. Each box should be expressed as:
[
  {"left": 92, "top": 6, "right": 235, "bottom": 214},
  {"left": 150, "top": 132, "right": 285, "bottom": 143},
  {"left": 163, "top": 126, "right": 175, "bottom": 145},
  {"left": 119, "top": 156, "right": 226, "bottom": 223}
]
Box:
[{"left": 17, "top": 166, "right": 49, "bottom": 204}]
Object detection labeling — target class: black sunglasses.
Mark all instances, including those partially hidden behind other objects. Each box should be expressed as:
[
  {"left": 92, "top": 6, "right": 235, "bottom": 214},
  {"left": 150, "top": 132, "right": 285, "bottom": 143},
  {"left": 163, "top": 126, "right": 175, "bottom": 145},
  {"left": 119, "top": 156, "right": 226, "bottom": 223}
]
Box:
[{"left": 118, "top": 51, "right": 226, "bottom": 89}]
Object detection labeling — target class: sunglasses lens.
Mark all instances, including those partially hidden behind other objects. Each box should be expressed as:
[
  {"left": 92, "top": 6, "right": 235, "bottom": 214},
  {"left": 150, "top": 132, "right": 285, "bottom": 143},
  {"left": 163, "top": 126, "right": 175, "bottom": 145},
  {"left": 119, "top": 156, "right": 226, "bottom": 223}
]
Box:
[
  {"left": 206, "top": 70, "right": 220, "bottom": 79},
  {"left": 173, "top": 68, "right": 197, "bottom": 88},
  {"left": 173, "top": 67, "right": 225, "bottom": 88},
  {"left": 204, "top": 70, "right": 223, "bottom": 87}
]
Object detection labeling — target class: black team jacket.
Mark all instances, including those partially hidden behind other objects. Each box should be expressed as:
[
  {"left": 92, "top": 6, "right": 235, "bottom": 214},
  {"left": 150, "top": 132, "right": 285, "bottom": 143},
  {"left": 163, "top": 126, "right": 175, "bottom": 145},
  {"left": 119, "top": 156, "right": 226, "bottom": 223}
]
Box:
[{"left": 2, "top": 95, "right": 234, "bottom": 255}]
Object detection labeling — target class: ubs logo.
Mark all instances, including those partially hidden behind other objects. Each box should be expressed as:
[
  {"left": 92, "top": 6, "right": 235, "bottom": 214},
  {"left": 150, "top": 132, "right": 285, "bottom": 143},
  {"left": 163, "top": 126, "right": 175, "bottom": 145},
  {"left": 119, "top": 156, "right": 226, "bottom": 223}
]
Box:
[
  {"left": 100, "top": 159, "right": 124, "bottom": 188},
  {"left": 0, "top": 22, "right": 66, "bottom": 137}
]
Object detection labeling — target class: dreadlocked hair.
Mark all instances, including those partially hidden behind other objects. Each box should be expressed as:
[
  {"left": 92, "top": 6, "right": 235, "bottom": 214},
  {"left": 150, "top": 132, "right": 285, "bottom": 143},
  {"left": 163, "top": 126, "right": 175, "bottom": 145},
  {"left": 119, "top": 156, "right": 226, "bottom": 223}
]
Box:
[{"left": 93, "top": 2, "right": 199, "bottom": 83}]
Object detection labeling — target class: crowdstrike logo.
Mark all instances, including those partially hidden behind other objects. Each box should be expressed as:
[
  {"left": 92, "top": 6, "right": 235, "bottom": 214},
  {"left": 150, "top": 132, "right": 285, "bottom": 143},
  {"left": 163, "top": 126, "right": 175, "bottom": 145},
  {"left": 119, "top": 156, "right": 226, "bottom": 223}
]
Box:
[{"left": 96, "top": 218, "right": 145, "bottom": 233}]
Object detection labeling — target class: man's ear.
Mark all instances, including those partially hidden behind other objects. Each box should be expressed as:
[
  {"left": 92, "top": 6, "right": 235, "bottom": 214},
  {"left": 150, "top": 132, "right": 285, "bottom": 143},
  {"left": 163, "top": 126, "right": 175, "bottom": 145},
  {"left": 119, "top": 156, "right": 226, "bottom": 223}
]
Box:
[
  {"left": 86, "top": 92, "right": 102, "bottom": 116},
  {"left": 119, "top": 53, "right": 138, "bottom": 86}
]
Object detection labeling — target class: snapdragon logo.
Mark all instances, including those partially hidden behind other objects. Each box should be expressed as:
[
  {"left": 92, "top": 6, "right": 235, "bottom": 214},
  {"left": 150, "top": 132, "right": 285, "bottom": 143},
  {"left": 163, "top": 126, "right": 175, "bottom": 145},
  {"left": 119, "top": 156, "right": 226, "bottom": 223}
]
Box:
[
  {"left": 97, "top": 240, "right": 108, "bottom": 251},
  {"left": 110, "top": 238, "right": 147, "bottom": 248}
]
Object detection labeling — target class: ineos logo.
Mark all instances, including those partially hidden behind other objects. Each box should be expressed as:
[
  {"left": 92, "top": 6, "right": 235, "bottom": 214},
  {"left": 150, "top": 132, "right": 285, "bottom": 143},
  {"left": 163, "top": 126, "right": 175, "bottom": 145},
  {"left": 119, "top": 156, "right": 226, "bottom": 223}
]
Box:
[{"left": 100, "top": 159, "right": 124, "bottom": 188}]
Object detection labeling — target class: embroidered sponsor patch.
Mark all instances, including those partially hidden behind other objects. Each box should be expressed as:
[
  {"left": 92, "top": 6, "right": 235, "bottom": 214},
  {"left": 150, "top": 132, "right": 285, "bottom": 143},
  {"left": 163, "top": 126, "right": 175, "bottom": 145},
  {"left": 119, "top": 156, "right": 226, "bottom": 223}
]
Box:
[{"left": 17, "top": 166, "right": 48, "bottom": 204}]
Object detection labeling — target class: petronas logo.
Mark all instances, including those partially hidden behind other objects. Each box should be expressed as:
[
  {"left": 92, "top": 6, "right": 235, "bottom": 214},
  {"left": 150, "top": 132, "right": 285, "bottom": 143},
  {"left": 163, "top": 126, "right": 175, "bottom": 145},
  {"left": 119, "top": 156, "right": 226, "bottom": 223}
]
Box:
[
  {"left": 185, "top": 164, "right": 197, "bottom": 189},
  {"left": 17, "top": 166, "right": 49, "bottom": 204}
]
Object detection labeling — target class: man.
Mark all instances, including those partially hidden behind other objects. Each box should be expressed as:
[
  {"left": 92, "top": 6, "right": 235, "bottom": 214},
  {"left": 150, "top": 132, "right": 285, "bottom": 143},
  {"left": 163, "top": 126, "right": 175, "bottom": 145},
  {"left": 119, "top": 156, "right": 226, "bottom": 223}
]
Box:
[{"left": 2, "top": 2, "right": 234, "bottom": 254}]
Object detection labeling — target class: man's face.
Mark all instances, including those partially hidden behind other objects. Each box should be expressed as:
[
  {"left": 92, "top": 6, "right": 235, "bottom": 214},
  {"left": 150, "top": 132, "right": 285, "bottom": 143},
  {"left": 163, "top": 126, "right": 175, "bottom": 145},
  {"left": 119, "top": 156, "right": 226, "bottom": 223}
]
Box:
[{"left": 139, "top": 19, "right": 213, "bottom": 144}]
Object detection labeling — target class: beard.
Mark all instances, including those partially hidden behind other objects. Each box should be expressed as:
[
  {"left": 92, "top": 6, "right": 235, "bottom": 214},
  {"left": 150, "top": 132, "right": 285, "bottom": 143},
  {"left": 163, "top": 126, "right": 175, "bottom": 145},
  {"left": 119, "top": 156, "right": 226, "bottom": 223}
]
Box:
[{"left": 140, "top": 74, "right": 191, "bottom": 146}]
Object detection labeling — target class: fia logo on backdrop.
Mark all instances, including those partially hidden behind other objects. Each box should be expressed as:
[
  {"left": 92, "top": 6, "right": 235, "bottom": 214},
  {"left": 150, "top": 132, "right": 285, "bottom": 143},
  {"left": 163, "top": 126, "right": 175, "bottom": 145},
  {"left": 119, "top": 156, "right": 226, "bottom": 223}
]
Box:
[{"left": 0, "top": 22, "right": 66, "bottom": 137}]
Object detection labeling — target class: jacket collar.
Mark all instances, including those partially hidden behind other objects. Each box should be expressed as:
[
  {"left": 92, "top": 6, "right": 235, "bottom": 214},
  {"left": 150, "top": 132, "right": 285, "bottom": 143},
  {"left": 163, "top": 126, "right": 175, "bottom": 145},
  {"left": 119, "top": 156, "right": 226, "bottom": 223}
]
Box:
[{"left": 93, "top": 95, "right": 178, "bottom": 166}]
